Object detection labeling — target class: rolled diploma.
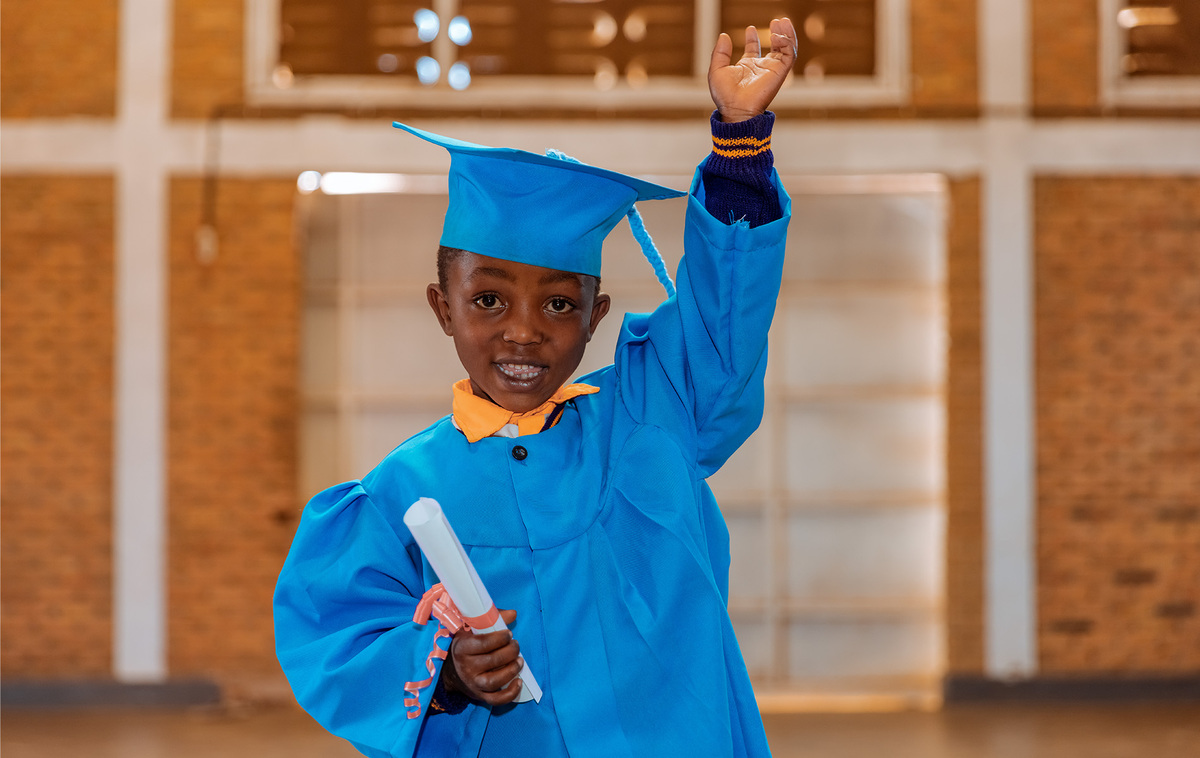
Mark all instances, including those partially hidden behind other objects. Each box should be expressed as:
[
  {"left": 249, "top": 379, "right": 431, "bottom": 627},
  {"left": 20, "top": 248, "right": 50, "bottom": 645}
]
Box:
[{"left": 403, "top": 497, "right": 542, "bottom": 704}]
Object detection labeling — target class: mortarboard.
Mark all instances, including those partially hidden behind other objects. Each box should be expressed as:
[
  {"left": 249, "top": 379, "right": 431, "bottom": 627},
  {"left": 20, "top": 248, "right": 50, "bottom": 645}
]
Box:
[{"left": 393, "top": 122, "right": 687, "bottom": 296}]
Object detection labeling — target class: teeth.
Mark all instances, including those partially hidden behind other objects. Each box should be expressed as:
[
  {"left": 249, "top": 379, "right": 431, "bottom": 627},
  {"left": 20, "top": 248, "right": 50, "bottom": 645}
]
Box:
[{"left": 498, "top": 363, "right": 544, "bottom": 380}]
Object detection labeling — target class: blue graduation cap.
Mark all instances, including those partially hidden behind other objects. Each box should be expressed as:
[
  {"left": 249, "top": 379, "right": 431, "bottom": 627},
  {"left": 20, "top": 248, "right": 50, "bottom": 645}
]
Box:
[{"left": 393, "top": 122, "right": 687, "bottom": 296}]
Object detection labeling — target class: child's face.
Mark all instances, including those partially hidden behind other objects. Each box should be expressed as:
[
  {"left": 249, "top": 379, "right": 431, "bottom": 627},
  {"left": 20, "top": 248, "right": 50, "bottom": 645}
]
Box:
[{"left": 427, "top": 251, "right": 611, "bottom": 413}]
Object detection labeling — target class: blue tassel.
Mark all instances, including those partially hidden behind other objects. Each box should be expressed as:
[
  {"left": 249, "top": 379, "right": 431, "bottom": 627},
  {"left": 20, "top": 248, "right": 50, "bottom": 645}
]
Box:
[{"left": 626, "top": 206, "right": 676, "bottom": 299}]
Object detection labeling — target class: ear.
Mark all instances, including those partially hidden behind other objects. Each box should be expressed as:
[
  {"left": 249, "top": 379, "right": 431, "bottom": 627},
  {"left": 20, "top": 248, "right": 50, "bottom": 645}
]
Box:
[
  {"left": 585, "top": 292, "right": 612, "bottom": 342},
  {"left": 427, "top": 283, "right": 454, "bottom": 336}
]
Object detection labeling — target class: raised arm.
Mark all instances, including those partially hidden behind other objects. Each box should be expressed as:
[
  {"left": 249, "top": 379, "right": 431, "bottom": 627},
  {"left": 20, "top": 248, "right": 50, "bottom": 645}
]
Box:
[{"left": 611, "top": 19, "right": 795, "bottom": 476}]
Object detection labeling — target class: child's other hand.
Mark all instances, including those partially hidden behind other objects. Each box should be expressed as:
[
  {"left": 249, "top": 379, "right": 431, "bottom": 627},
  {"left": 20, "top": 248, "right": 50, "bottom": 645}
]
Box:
[
  {"left": 708, "top": 17, "right": 797, "bottom": 122},
  {"left": 442, "top": 608, "right": 524, "bottom": 706}
]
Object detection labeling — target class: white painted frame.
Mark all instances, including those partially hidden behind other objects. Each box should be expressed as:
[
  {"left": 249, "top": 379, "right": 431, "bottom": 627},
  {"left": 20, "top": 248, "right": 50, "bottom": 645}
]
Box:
[
  {"left": 1098, "top": 0, "right": 1200, "bottom": 108},
  {"left": 244, "top": 0, "right": 909, "bottom": 109}
]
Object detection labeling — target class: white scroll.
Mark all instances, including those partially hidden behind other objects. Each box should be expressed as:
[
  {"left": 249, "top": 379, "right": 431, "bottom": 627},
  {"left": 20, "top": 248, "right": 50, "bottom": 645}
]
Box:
[{"left": 403, "top": 497, "right": 542, "bottom": 704}]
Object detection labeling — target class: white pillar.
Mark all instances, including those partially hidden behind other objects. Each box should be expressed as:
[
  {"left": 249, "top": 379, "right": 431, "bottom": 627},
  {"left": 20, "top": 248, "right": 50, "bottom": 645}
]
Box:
[
  {"left": 979, "top": 0, "right": 1038, "bottom": 677},
  {"left": 113, "top": 0, "right": 172, "bottom": 682}
]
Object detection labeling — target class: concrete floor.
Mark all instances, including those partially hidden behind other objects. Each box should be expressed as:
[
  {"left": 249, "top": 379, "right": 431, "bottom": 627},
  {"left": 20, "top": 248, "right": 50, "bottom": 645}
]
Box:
[{"left": 3, "top": 702, "right": 1199, "bottom": 757}]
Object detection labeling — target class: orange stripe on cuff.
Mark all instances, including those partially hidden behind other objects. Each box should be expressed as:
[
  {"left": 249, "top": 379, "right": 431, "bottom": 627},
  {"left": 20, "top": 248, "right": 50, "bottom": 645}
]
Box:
[
  {"left": 712, "top": 145, "right": 772, "bottom": 158},
  {"left": 712, "top": 135, "right": 771, "bottom": 148},
  {"left": 711, "top": 135, "right": 771, "bottom": 158}
]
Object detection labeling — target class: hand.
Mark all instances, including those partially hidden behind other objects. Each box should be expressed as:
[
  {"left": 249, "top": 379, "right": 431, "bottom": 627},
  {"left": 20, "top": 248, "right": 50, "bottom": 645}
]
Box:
[
  {"left": 708, "top": 17, "right": 798, "bottom": 123},
  {"left": 441, "top": 609, "right": 523, "bottom": 706}
]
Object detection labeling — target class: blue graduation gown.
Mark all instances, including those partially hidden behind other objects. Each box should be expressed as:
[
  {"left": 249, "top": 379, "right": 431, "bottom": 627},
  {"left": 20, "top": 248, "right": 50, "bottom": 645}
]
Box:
[{"left": 274, "top": 163, "right": 791, "bottom": 757}]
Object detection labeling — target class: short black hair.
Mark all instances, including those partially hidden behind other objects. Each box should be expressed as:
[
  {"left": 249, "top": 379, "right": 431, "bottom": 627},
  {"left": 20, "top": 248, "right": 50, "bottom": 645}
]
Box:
[
  {"left": 436, "top": 245, "right": 601, "bottom": 297},
  {"left": 437, "top": 245, "right": 468, "bottom": 293}
]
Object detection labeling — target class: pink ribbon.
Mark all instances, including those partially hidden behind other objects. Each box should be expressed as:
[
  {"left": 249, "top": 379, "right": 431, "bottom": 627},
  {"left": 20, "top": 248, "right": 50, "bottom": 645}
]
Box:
[{"left": 402, "top": 583, "right": 502, "bottom": 719}]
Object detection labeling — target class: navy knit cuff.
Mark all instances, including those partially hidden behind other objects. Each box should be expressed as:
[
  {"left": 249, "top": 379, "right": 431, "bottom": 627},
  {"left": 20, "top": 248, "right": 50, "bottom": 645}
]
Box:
[
  {"left": 707, "top": 110, "right": 775, "bottom": 174},
  {"left": 702, "top": 110, "right": 780, "bottom": 228},
  {"left": 429, "top": 674, "right": 471, "bottom": 715}
]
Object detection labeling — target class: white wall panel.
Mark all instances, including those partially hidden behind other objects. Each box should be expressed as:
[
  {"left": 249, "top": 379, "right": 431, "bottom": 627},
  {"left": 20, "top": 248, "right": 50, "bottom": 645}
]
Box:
[
  {"left": 786, "top": 508, "right": 944, "bottom": 600},
  {"left": 781, "top": 293, "right": 945, "bottom": 388},
  {"left": 784, "top": 398, "right": 944, "bottom": 494}
]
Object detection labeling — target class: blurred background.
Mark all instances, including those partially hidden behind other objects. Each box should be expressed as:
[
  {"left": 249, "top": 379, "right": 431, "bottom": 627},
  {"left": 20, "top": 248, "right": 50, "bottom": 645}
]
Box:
[{"left": 1, "top": 0, "right": 1198, "bottom": 755}]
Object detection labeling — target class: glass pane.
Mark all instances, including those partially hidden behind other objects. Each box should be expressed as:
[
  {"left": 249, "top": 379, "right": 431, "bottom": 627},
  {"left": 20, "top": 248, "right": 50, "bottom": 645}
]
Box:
[
  {"left": 788, "top": 617, "right": 942, "bottom": 679},
  {"left": 779, "top": 292, "right": 945, "bottom": 389},
  {"left": 730, "top": 613, "right": 772, "bottom": 679},
  {"left": 350, "top": 303, "right": 463, "bottom": 393},
  {"left": 351, "top": 407, "right": 449, "bottom": 475},
  {"left": 786, "top": 507, "right": 944, "bottom": 601},
  {"left": 707, "top": 427, "right": 770, "bottom": 496},
  {"left": 300, "top": 410, "right": 340, "bottom": 499},
  {"left": 354, "top": 192, "right": 449, "bottom": 284},
  {"left": 727, "top": 510, "right": 770, "bottom": 602},
  {"left": 302, "top": 304, "right": 340, "bottom": 393},
  {"left": 784, "top": 194, "right": 944, "bottom": 284},
  {"left": 783, "top": 397, "right": 944, "bottom": 494},
  {"left": 304, "top": 193, "right": 341, "bottom": 284}
]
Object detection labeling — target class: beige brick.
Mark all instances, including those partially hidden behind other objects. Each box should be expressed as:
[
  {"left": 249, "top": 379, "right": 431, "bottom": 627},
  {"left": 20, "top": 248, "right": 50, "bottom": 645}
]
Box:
[
  {"left": 167, "top": 177, "right": 300, "bottom": 685},
  {"left": 944, "top": 177, "right": 985, "bottom": 674},
  {"left": 172, "top": 0, "right": 244, "bottom": 119},
  {"left": 911, "top": 0, "right": 978, "bottom": 110},
  {"left": 1032, "top": 0, "right": 1100, "bottom": 111},
  {"left": 0, "top": 0, "right": 118, "bottom": 117},
  {"left": 0, "top": 176, "right": 115, "bottom": 676},
  {"left": 1036, "top": 176, "right": 1200, "bottom": 673}
]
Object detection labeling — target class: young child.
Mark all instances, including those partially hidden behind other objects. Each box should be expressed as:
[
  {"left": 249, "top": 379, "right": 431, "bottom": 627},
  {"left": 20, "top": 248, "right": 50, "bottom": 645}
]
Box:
[{"left": 275, "top": 17, "right": 796, "bottom": 757}]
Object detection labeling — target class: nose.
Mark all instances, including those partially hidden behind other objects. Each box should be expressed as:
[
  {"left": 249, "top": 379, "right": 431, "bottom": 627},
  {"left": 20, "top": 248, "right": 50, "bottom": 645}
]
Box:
[{"left": 502, "top": 304, "right": 543, "bottom": 345}]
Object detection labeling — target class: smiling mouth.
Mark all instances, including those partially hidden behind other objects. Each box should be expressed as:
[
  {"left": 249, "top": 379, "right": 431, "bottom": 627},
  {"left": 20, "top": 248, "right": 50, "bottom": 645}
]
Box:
[{"left": 495, "top": 363, "right": 547, "bottom": 384}]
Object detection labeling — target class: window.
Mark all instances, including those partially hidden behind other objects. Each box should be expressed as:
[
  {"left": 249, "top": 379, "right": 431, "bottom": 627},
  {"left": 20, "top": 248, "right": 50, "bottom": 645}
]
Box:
[
  {"left": 295, "top": 171, "right": 948, "bottom": 706},
  {"left": 246, "top": 0, "right": 909, "bottom": 108},
  {"left": 1100, "top": 0, "right": 1200, "bottom": 106}
]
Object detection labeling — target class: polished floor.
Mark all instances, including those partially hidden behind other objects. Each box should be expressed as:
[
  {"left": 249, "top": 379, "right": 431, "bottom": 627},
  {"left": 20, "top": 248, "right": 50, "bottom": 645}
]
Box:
[{"left": 3, "top": 702, "right": 1199, "bottom": 757}]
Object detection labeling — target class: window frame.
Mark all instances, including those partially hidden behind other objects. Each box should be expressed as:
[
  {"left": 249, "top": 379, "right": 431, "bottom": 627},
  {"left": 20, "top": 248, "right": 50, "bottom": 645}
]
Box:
[
  {"left": 1098, "top": 0, "right": 1200, "bottom": 108},
  {"left": 244, "top": 0, "right": 910, "bottom": 109}
]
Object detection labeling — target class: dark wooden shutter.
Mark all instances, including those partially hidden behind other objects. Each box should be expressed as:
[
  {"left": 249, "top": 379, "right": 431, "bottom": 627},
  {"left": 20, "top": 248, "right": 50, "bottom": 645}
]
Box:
[
  {"left": 722, "top": 0, "right": 876, "bottom": 78},
  {"left": 279, "top": 0, "right": 435, "bottom": 77},
  {"left": 458, "top": 0, "right": 695, "bottom": 78},
  {"left": 277, "top": 0, "right": 882, "bottom": 81},
  {"left": 1122, "top": 1, "right": 1200, "bottom": 76}
]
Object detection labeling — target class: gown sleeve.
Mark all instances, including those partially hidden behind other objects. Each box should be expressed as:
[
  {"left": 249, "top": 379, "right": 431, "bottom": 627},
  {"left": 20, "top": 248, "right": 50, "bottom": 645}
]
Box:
[
  {"left": 613, "top": 114, "right": 791, "bottom": 478},
  {"left": 273, "top": 481, "right": 490, "bottom": 757}
]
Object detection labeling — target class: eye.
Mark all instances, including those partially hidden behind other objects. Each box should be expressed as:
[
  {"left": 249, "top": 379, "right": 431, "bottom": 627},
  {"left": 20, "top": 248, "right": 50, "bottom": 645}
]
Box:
[
  {"left": 546, "top": 297, "right": 576, "bottom": 314},
  {"left": 473, "top": 293, "right": 503, "bottom": 310}
]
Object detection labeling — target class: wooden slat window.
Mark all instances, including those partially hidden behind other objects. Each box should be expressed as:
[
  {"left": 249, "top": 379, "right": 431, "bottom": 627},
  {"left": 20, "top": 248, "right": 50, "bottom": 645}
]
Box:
[
  {"left": 1120, "top": 1, "right": 1200, "bottom": 76},
  {"left": 460, "top": 0, "right": 694, "bottom": 79},
  {"left": 280, "top": 0, "right": 435, "bottom": 76},
  {"left": 276, "top": 0, "right": 880, "bottom": 81},
  {"left": 722, "top": 0, "right": 876, "bottom": 79}
]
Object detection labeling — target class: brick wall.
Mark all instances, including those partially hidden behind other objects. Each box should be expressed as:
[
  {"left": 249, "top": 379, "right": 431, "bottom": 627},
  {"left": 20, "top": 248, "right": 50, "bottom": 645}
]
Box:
[
  {"left": 171, "top": 0, "right": 244, "bottom": 119},
  {"left": 911, "top": 0, "right": 978, "bottom": 111},
  {"left": 0, "top": 0, "right": 119, "bottom": 117},
  {"left": 168, "top": 177, "right": 300, "bottom": 694},
  {"left": 1036, "top": 176, "right": 1200, "bottom": 673},
  {"left": 0, "top": 176, "right": 115, "bottom": 677},
  {"left": 944, "top": 177, "right": 985, "bottom": 674},
  {"left": 1032, "top": 0, "right": 1099, "bottom": 113}
]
